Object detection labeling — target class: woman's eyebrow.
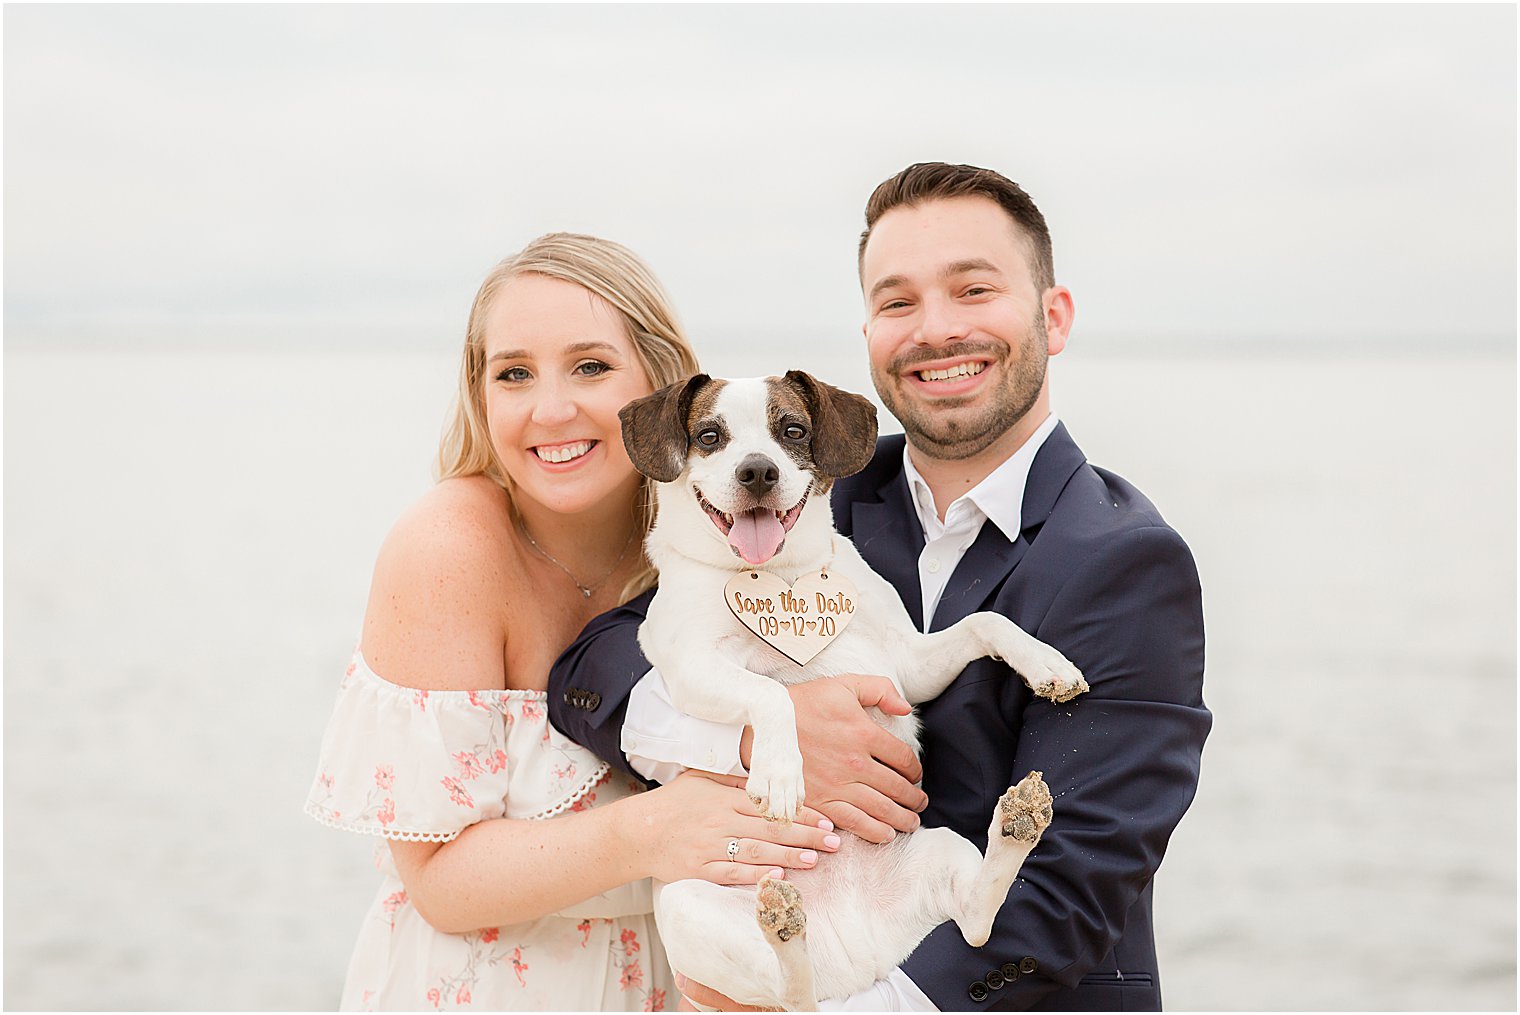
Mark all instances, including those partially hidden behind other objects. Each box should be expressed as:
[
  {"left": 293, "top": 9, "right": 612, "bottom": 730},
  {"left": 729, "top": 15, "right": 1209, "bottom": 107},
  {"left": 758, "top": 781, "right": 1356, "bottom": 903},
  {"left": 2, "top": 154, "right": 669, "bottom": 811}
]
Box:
[
  {"left": 561, "top": 341, "right": 621, "bottom": 356},
  {"left": 487, "top": 341, "right": 620, "bottom": 363}
]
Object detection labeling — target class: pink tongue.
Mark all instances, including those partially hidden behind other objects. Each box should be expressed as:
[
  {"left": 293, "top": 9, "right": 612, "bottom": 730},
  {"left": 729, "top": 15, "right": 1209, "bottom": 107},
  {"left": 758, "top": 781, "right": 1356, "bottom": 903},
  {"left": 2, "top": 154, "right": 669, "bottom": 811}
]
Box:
[{"left": 728, "top": 508, "right": 786, "bottom": 565}]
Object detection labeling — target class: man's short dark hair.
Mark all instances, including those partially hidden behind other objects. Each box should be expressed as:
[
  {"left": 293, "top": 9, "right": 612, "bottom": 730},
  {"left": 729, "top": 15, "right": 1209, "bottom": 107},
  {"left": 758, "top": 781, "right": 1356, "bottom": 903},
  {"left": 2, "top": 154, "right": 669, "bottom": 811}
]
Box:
[{"left": 858, "top": 162, "right": 1055, "bottom": 292}]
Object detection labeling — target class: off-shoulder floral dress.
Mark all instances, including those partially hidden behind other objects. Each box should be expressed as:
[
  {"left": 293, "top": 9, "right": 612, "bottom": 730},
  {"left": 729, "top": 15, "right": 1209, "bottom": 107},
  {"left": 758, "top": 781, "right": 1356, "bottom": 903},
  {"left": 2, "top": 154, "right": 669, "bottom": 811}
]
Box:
[{"left": 305, "top": 651, "right": 672, "bottom": 1012}]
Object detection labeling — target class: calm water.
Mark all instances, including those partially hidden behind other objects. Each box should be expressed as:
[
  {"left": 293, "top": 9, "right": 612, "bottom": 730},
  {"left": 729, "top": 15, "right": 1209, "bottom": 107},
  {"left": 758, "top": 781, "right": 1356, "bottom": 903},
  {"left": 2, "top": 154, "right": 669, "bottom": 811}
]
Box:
[{"left": 4, "top": 344, "right": 1515, "bottom": 1010}]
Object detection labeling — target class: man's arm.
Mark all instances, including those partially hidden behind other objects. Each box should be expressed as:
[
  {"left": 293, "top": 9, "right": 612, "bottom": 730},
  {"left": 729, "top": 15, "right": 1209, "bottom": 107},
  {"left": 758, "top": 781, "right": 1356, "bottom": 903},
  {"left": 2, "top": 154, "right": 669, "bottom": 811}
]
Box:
[
  {"left": 904, "top": 525, "right": 1211, "bottom": 1010},
  {"left": 547, "top": 589, "right": 655, "bottom": 778},
  {"left": 547, "top": 591, "right": 927, "bottom": 839}
]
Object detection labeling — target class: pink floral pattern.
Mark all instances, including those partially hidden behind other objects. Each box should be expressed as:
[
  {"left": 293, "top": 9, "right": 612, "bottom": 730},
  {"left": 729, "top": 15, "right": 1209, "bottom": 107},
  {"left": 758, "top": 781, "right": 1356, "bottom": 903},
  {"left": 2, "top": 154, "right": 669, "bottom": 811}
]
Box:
[
  {"left": 308, "top": 649, "right": 672, "bottom": 1010},
  {"left": 508, "top": 946, "right": 529, "bottom": 988},
  {"left": 441, "top": 776, "right": 475, "bottom": 809},
  {"left": 454, "top": 751, "right": 485, "bottom": 780}
]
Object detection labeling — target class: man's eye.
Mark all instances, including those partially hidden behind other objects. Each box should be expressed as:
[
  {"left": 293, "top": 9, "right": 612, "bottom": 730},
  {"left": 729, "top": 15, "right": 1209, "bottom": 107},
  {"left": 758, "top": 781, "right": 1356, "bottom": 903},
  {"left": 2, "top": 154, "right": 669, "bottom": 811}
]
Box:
[
  {"left": 881, "top": 299, "right": 910, "bottom": 311},
  {"left": 696, "top": 429, "right": 721, "bottom": 447},
  {"left": 963, "top": 286, "right": 991, "bottom": 297},
  {"left": 783, "top": 424, "right": 808, "bottom": 442},
  {"left": 574, "top": 360, "right": 611, "bottom": 377},
  {"left": 497, "top": 366, "right": 531, "bottom": 383}
]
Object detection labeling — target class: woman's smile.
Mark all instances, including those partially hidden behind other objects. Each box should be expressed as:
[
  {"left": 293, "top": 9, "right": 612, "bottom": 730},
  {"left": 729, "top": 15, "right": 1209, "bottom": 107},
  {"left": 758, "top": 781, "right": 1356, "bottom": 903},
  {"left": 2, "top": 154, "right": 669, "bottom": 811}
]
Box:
[{"left": 532, "top": 439, "right": 599, "bottom": 466}]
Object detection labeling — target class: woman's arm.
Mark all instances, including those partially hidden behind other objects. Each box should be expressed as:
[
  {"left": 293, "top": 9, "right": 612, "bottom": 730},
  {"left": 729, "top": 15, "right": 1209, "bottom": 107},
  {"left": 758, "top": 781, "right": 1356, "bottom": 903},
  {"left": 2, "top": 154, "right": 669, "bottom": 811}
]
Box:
[
  {"left": 359, "top": 483, "right": 837, "bottom": 934},
  {"left": 390, "top": 773, "right": 837, "bottom": 934}
]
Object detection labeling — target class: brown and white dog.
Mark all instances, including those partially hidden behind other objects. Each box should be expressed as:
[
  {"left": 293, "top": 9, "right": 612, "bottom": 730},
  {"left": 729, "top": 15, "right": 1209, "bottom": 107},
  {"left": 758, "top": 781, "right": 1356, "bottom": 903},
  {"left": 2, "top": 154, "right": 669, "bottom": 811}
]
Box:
[{"left": 619, "top": 371, "right": 1086, "bottom": 1011}]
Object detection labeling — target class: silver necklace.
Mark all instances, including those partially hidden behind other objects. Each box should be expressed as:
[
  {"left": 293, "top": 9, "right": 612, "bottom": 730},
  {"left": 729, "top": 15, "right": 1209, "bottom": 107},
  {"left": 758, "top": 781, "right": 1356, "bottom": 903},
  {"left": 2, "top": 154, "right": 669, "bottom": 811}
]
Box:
[{"left": 517, "top": 519, "right": 636, "bottom": 598}]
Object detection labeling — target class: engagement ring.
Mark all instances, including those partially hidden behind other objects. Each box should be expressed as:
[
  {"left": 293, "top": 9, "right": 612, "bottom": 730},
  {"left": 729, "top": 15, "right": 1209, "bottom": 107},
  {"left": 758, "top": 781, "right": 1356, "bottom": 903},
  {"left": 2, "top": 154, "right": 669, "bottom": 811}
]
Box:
[{"left": 727, "top": 838, "right": 740, "bottom": 861}]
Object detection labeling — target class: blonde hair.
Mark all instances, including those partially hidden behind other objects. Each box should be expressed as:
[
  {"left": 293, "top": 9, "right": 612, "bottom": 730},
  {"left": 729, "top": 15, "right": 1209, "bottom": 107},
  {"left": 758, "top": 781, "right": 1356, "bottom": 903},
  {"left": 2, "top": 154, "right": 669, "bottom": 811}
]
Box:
[{"left": 437, "top": 233, "right": 699, "bottom": 602}]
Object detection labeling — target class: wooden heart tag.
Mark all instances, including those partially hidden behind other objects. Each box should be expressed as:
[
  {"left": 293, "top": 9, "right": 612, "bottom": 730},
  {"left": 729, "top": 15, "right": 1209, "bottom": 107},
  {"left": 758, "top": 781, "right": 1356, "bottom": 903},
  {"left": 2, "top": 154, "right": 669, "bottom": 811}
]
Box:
[{"left": 724, "top": 568, "right": 859, "bottom": 665}]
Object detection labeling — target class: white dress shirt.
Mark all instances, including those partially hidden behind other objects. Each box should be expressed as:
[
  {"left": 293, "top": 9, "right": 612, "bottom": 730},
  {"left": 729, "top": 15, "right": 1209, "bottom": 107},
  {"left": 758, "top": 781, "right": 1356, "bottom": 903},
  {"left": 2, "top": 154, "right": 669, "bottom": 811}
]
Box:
[
  {"left": 904, "top": 411, "right": 1060, "bottom": 631},
  {"left": 623, "top": 413, "right": 1061, "bottom": 1011}
]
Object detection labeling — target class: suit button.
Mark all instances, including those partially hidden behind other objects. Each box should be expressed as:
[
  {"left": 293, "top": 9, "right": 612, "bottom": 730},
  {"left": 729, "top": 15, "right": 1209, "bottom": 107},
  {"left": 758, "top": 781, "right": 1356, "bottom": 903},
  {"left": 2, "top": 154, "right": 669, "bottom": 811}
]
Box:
[
  {"left": 1000, "top": 962, "right": 1021, "bottom": 981},
  {"left": 968, "top": 981, "right": 989, "bottom": 1002},
  {"left": 1019, "top": 956, "right": 1039, "bottom": 975},
  {"left": 985, "top": 970, "right": 1005, "bottom": 989},
  {"left": 564, "top": 688, "right": 601, "bottom": 711}
]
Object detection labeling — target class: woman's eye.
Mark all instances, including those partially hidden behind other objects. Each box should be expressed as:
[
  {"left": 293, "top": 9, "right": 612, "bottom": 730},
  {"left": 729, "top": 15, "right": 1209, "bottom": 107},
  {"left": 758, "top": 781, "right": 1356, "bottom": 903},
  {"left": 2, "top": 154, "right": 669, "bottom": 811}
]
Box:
[
  {"left": 783, "top": 424, "right": 808, "bottom": 441},
  {"left": 497, "top": 366, "right": 531, "bottom": 383},
  {"left": 574, "top": 360, "right": 611, "bottom": 377},
  {"left": 697, "top": 429, "right": 721, "bottom": 447}
]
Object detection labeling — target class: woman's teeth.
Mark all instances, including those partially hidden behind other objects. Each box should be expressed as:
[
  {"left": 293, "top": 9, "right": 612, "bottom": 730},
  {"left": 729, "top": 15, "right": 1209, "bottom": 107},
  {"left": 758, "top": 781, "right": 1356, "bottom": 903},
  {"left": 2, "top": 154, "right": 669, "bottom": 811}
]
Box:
[
  {"left": 918, "top": 361, "right": 986, "bottom": 382},
  {"left": 535, "top": 440, "right": 594, "bottom": 463}
]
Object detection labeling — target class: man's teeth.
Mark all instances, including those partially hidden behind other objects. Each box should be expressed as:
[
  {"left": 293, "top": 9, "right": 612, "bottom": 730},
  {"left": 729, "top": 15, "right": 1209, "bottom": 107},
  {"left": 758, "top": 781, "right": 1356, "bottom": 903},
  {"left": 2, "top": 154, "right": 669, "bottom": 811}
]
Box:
[
  {"left": 536, "top": 441, "right": 594, "bottom": 463},
  {"left": 917, "top": 362, "right": 985, "bottom": 382}
]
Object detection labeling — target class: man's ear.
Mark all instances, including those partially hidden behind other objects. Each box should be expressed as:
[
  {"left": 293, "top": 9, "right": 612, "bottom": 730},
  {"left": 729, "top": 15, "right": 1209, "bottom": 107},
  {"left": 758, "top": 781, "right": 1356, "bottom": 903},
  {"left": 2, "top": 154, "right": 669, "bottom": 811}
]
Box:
[
  {"left": 783, "top": 370, "right": 879, "bottom": 479},
  {"left": 619, "top": 374, "right": 711, "bottom": 482},
  {"left": 1043, "top": 285, "right": 1074, "bottom": 356}
]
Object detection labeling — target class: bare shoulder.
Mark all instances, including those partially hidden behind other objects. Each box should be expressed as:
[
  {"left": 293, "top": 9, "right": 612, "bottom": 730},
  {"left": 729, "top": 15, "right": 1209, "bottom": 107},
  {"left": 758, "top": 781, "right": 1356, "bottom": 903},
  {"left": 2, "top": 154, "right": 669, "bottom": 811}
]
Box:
[{"left": 361, "top": 476, "right": 520, "bottom": 691}]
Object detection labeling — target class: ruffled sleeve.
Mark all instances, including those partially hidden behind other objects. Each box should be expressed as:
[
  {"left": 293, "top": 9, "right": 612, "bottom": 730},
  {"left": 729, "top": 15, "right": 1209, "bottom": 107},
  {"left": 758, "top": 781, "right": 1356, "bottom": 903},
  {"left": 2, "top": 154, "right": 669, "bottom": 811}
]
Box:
[{"left": 304, "top": 654, "right": 516, "bottom": 843}]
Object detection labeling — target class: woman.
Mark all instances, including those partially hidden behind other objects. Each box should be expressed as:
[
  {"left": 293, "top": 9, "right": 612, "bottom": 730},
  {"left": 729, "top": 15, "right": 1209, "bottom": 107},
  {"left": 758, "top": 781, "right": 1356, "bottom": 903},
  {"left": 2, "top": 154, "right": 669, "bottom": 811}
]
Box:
[{"left": 304, "top": 234, "right": 839, "bottom": 1011}]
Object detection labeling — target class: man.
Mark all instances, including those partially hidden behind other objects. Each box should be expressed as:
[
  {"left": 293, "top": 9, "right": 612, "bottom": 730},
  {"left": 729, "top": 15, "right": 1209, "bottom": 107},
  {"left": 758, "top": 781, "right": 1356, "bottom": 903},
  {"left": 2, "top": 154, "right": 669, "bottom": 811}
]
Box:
[{"left": 549, "top": 162, "right": 1210, "bottom": 1011}]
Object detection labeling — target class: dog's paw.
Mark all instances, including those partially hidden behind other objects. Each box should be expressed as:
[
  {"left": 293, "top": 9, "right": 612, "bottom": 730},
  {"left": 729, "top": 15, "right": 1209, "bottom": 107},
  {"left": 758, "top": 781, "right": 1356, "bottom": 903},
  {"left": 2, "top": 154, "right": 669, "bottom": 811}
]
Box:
[
  {"left": 1029, "top": 656, "right": 1087, "bottom": 704},
  {"left": 756, "top": 876, "right": 807, "bottom": 944},
  {"left": 746, "top": 746, "right": 805, "bottom": 823},
  {"left": 1015, "top": 641, "right": 1087, "bottom": 704},
  {"left": 994, "top": 771, "right": 1053, "bottom": 844},
  {"left": 979, "top": 616, "right": 1087, "bottom": 704}
]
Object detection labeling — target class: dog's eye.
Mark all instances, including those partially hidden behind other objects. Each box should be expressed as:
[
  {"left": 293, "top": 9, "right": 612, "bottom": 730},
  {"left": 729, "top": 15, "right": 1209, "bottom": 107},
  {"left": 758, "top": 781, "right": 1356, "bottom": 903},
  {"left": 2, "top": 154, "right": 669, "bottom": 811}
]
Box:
[
  {"left": 696, "top": 429, "right": 721, "bottom": 447},
  {"left": 783, "top": 424, "right": 808, "bottom": 442}
]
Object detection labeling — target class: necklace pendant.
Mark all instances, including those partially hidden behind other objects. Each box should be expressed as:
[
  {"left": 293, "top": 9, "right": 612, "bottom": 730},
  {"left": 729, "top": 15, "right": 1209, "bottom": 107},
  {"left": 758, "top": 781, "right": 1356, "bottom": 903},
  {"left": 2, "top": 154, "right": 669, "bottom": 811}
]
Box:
[{"left": 581, "top": 587, "right": 593, "bottom": 598}]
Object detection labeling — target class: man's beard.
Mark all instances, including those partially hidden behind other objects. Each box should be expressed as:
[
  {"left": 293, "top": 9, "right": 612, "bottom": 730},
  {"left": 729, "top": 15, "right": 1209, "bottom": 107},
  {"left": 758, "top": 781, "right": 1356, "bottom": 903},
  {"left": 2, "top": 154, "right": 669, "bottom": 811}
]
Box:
[{"left": 871, "top": 314, "right": 1047, "bottom": 462}]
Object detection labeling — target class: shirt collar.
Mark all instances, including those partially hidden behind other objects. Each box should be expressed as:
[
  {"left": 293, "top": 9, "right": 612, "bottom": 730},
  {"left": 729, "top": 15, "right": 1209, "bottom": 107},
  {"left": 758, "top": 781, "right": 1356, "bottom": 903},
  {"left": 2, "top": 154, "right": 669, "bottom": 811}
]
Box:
[{"left": 902, "top": 412, "right": 1061, "bottom": 543}]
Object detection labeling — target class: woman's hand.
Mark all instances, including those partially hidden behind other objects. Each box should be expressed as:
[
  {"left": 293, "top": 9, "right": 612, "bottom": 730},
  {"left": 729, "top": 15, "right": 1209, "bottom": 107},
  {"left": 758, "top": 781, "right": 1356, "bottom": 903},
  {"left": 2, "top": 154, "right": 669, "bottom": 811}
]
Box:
[{"left": 634, "top": 771, "right": 841, "bottom": 886}]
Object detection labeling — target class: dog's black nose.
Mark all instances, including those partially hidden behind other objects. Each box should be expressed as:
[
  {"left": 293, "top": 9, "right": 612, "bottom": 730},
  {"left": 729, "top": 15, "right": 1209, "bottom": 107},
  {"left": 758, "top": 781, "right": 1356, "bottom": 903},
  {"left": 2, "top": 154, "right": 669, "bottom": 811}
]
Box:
[{"left": 735, "top": 454, "right": 780, "bottom": 499}]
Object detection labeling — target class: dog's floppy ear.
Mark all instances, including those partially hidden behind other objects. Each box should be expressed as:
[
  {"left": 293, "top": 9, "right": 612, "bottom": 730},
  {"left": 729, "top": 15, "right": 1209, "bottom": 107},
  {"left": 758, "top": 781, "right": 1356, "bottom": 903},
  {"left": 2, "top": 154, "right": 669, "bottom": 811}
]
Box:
[
  {"left": 783, "top": 370, "right": 879, "bottom": 479},
  {"left": 619, "top": 373, "right": 711, "bottom": 482}
]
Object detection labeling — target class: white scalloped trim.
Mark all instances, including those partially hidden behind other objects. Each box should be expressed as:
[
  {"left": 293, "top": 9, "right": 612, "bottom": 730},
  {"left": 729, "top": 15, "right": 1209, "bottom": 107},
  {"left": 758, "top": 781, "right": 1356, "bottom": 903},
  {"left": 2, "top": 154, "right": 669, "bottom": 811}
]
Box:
[
  {"left": 304, "top": 802, "right": 462, "bottom": 842},
  {"left": 520, "top": 761, "right": 612, "bottom": 821}
]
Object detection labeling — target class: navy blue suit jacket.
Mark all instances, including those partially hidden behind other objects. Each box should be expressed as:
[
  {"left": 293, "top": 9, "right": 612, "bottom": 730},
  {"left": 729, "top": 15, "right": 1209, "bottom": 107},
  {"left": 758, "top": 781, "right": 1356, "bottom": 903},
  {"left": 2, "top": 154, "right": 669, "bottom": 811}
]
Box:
[{"left": 549, "top": 424, "right": 1210, "bottom": 1010}]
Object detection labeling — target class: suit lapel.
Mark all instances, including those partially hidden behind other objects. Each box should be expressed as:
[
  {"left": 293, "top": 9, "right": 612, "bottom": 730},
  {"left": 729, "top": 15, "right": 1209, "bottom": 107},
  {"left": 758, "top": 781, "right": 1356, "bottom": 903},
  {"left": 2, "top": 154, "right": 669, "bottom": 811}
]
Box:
[
  {"left": 930, "top": 523, "right": 1024, "bottom": 632},
  {"left": 850, "top": 468, "right": 926, "bottom": 631},
  {"left": 929, "top": 422, "right": 1087, "bottom": 633}
]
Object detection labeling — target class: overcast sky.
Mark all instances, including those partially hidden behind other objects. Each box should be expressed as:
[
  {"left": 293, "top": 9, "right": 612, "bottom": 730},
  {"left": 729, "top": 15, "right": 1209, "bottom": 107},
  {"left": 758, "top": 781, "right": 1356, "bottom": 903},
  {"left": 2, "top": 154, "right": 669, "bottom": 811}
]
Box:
[{"left": 4, "top": 4, "right": 1515, "bottom": 352}]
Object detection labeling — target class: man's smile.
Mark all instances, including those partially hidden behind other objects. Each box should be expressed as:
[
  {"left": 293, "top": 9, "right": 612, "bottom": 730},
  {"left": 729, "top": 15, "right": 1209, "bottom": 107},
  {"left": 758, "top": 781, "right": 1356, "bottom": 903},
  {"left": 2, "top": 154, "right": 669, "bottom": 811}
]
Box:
[
  {"left": 898, "top": 355, "right": 997, "bottom": 398},
  {"left": 916, "top": 361, "right": 985, "bottom": 383}
]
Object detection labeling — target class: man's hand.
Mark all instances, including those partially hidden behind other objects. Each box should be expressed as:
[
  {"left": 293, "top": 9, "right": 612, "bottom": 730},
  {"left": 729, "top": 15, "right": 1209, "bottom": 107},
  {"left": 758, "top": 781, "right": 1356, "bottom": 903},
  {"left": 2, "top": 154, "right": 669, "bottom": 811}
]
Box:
[{"left": 740, "top": 674, "right": 926, "bottom": 843}]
